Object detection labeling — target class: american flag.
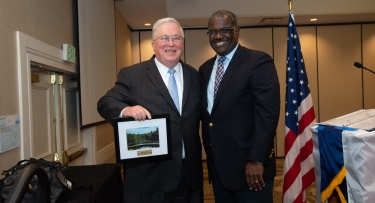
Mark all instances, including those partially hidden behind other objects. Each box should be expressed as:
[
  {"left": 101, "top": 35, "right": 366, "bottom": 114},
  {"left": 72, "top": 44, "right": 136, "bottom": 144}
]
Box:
[{"left": 282, "top": 11, "right": 316, "bottom": 203}]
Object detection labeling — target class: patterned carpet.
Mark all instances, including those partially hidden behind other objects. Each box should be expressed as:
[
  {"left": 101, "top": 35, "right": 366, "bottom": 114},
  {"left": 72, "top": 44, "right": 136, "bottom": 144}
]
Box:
[{"left": 203, "top": 158, "right": 317, "bottom": 203}]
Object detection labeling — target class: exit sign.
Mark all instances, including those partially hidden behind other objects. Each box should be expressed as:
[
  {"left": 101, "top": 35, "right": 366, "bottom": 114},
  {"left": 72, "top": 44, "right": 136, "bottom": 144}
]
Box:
[{"left": 63, "top": 44, "right": 76, "bottom": 64}]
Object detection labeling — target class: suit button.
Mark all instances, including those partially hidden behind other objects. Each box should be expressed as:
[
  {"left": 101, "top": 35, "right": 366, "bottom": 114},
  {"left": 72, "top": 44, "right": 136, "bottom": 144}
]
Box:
[
  {"left": 178, "top": 143, "right": 182, "bottom": 147},
  {"left": 209, "top": 123, "right": 213, "bottom": 127},
  {"left": 269, "top": 149, "right": 274, "bottom": 158}
]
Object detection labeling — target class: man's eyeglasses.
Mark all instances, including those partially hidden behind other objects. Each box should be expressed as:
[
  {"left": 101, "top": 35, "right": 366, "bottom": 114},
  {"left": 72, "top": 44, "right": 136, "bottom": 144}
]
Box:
[
  {"left": 154, "top": 35, "right": 184, "bottom": 44},
  {"left": 207, "top": 27, "right": 236, "bottom": 36}
]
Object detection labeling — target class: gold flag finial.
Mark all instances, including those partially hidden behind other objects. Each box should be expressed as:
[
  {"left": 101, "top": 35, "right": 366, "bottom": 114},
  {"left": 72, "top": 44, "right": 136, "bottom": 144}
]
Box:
[{"left": 288, "top": 0, "right": 292, "bottom": 11}]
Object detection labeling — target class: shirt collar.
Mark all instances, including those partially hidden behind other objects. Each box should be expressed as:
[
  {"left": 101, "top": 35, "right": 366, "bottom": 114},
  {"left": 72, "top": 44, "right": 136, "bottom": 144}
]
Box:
[
  {"left": 216, "top": 44, "right": 239, "bottom": 63},
  {"left": 154, "top": 58, "right": 181, "bottom": 74}
]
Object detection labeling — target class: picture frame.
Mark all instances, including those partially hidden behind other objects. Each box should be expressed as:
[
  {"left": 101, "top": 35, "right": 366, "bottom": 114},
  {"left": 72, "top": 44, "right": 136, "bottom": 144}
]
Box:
[{"left": 113, "top": 114, "right": 172, "bottom": 163}]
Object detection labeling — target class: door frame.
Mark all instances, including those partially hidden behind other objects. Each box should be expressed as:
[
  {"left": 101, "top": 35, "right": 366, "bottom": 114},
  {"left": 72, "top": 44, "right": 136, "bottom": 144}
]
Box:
[{"left": 17, "top": 31, "right": 76, "bottom": 159}]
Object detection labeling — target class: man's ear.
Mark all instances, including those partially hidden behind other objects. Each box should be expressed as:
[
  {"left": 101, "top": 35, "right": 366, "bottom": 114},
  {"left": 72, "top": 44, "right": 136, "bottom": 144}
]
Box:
[
  {"left": 151, "top": 41, "right": 156, "bottom": 51},
  {"left": 235, "top": 27, "right": 240, "bottom": 38}
]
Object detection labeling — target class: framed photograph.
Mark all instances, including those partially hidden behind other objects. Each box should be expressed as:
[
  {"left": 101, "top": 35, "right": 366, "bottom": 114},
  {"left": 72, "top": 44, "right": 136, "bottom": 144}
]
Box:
[{"left": 113, "top": 114, "right": 171, "bottom": 163}]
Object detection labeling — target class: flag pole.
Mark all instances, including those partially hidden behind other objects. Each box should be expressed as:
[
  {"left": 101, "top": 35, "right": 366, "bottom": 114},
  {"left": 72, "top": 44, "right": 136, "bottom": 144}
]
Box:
[{"left": 288, "top": 0, "right": 292, "bottom": 11}]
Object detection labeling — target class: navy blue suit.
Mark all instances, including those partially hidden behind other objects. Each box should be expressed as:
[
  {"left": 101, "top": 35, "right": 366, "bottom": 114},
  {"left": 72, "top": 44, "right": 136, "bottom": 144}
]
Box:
[{"left": 199, "top": 45, "right": 280, "bottom": 191}]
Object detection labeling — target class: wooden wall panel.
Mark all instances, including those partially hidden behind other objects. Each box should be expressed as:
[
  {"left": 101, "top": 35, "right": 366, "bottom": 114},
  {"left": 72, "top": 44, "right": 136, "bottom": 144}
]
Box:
[
  {"left": 273, "top": 27, "right": 287, "bottom": 157},
  {"left": 131, "top": 32, "right": 140, "bottom": 64},
  {"left": 140, "top": 31, "right": 153, "bottom": 62},
  {"left": 362, "top": 24, "right": 375, "bottom": 109},
  {"left": 96, "top": 123, "right": 114, "bottom": 151},
  {"left": 239, "top": 28, "right": 273, "bottom": 57},
  {"left": 115, "top": 8, "right": 132, "bottom": 73},
  {"left": 184, "top": 29, "right": 215, "bottom": 70},
  {"left": 317, "top": 25, "right": 362, "bottom": 122},
  {"left": 298, "top": 27, "right": 318, "bottom": 122}
]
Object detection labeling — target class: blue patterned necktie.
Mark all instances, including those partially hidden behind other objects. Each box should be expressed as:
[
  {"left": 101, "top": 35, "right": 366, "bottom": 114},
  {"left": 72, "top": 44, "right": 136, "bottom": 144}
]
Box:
[
  {"left": 168, "top": 69, "right": 180, "bottom": 112},
  {"left": 214, "top": 56, "right": 226, "bottom": 99}
]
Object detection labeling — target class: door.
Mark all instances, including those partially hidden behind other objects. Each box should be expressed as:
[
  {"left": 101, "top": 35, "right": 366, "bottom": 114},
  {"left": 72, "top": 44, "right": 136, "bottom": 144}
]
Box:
[
  {"left": 31, "top": 70, "right": 57, "bottom": 161},
  {"left": 58, "top": 73, "right": 84, "bottom": 166},
  {"left": 30, "top": 63, "right": 83, "bottom": 165}
]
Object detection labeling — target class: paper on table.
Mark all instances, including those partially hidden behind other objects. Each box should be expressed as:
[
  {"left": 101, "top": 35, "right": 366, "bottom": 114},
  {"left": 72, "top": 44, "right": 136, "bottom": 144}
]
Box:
[{"left": 318, "top": 109, "right": 375, "bottom": 131}]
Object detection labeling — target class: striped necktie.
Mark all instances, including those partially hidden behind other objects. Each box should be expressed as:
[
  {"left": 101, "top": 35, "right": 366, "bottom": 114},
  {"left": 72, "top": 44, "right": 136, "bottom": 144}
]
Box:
[{"left": 214, "top": 56, "right": 226, "bottom": 99}]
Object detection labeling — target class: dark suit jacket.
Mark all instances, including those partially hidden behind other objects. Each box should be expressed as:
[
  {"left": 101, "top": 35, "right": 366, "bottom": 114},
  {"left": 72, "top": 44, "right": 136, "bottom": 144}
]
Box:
[
  {"left": 97, "top": 56, "right": 202, "bottom": 193},
  {"left": 199, "top": 45, "right": 280, "bottom": 191}
]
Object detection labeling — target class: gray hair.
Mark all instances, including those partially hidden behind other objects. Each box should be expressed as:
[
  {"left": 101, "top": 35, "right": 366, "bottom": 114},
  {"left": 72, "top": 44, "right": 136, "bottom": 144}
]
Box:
[
  {"left": 209, "top": 10, "right": 238, "bottom": 27},
  {"left": 152, "top": 17, "right": 184, "bottom": 40}
]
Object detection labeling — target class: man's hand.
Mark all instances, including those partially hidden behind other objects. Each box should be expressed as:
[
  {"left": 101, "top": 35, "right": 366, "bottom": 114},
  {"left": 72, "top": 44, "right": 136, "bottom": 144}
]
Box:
[
  {"left": 245, "top": 161, "right": 265, "bottom": 191},
  {"left": 122, "top": 105, "right": 151, "bottom": 121}
]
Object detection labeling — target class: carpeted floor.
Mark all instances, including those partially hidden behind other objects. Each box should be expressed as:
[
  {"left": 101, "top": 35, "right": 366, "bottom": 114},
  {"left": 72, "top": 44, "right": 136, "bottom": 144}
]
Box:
[{"left": 203, "top": 158, "right": 316, "bottom": 203}]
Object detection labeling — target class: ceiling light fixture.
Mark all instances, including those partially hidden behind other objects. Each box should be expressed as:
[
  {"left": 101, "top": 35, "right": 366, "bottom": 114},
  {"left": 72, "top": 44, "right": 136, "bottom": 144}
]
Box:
[
  {"left": 145, "top": 23, "right": 151, "bottom": 26},
  {"left": 310, "top": 18, "right": 318, "bottom": 21},
  {"left": 259, "top": 18, "right": 284, "bottom": 25}
]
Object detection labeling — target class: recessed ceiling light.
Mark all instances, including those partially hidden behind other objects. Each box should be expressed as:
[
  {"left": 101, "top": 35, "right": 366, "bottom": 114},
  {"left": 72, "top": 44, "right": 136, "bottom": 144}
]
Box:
[
  {"left": 310, "top": 18, "right": 318, "bottom": 22},
  {"left": 145, "top": 23, "right": 151, "bottom": 26}
]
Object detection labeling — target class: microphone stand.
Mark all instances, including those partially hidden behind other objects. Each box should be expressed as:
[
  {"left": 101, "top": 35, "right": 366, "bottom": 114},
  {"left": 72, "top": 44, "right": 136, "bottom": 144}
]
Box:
[
  {"left": 354, "top": 62, "right": 375, "bottom": 75},
  {"left": 362, "top": 67, "right": 375, "bottom": 75}
]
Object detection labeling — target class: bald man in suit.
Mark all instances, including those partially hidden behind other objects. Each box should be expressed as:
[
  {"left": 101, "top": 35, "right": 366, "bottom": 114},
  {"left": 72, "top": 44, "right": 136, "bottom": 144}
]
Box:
[
  {"left": 199, "top": 10, "right": 280, "bottom": 203},
  {"left": 97, "top": 17, "right": 202, "bottom": 203}
]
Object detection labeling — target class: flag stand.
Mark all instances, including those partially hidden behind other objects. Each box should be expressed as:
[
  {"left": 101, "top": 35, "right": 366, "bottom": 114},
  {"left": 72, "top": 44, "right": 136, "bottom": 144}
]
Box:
[{"left": 282, "top": 2, "right": 317, "bottom": 202}]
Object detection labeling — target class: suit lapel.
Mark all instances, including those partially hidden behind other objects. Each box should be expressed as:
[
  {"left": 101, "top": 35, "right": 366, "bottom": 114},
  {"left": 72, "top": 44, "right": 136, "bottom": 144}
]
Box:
[
  {"left": 181, "top": 62, "right": 190, "bottom": 112},
  {"left": 212, "top": 45, "right": 243, "bottom": 111},
  {"left": 145, "top": 57, "right": 179, "bottom": 113}
]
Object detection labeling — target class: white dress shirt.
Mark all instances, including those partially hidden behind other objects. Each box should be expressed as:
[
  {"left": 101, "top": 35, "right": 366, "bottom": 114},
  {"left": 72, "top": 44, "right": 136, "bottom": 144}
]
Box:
[
  {"left": 207, "top": 44, "right": 238, "bottom": 114},
  {"left": 154, "top": 58, "right": 184, "bottom": 113},
  {"left": 155, "top": 58, "right": 185, "bottom": 159}
]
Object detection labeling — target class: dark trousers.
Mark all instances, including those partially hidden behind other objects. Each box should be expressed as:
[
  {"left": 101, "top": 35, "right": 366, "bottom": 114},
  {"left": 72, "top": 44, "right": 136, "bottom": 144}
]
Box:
[
  {"left": 211, "top": 163, "right": 274, "bottom": 203},
  {"left": 123, "top": 161, "right": 202, "bottom": 203}
]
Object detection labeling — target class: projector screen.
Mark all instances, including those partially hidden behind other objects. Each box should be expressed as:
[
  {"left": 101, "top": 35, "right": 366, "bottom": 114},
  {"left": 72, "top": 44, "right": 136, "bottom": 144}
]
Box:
[{"left": 78, "top": 0, "right": 117, "bottom": 127}]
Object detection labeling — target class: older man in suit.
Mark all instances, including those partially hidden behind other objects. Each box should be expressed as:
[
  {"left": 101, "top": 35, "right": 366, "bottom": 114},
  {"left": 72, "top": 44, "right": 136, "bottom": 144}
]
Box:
[
  {"left": 97, "top": 17, "right": 202, "bottom": 203},
  {"left": 199, "top": 10, "right": 280, "bottom": 203}
]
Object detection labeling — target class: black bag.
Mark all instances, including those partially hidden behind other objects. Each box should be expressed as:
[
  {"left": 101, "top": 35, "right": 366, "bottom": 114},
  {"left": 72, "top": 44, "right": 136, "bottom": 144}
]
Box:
[{"left": 0, "top": 158, "right": 94, "bottom": 203}]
